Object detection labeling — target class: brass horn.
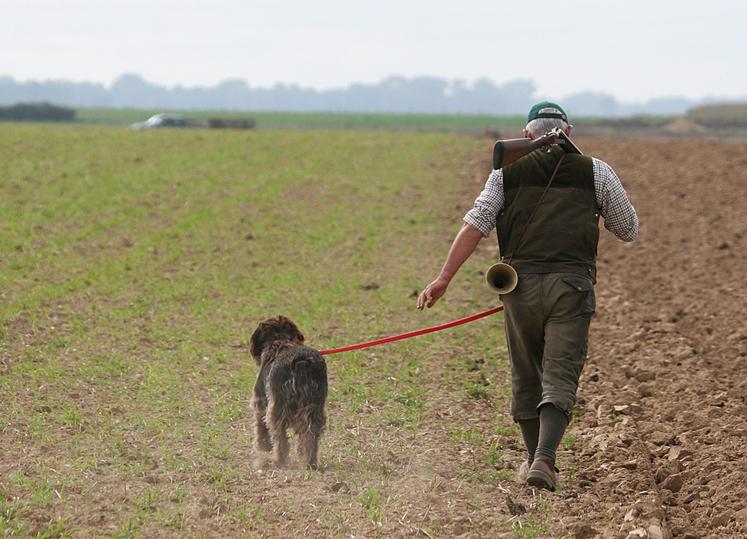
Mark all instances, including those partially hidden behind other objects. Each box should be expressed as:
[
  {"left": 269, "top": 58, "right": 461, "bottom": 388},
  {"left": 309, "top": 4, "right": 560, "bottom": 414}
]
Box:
[{"left": 486, "top": 262, "right": 518, "bottom": 294}]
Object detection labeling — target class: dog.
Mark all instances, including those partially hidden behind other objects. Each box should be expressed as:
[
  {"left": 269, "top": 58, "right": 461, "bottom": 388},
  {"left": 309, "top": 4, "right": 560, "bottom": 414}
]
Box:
[{"left": 249, "top": 316, "right": 327, "bottom": 468}]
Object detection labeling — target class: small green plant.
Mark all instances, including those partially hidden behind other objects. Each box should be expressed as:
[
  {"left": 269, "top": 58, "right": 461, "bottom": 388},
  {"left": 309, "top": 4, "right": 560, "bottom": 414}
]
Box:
[
  {"left": 496, "top": 469, "right": 514, "bottom": 481},
  {"left": 156, "top": 504, "right": 187, "bottom": 530},
  {"left": 357, "top": 486, "right": 383, "bottom": 523},
  {"left": 113, "top": 518, "right": 140, "bottom": 539},
  {"left": 34, "top": 517, "right": 70, "bottom": 539},
  {"left": 512, "top": 520, "right": 540, "bottom": 539},
  {"left": 494, "top": 423, "right": 519, "bottom": 437},
  {"left": 449, "top": 426, "right": 481, "bottom": 445},
  {"left": 31, "top": 481, "right": 55, "bottom": 508},
  {"left": 219, "top": 402, "right": 243, "bottom": 422},
  {"left": 465, "top": 382, "right": 490, "bottom": 400},
  {"left": 61, "top": 406, "right": 84, "bottom": 431},
  {"left": 0, "top": 492, "right": 24, "bottom": 535},
  {"left": 486, "top": 443, "right": 500, "bottom": 467},
  {"left": 137, "top": 488, "right": 160, "bottom": 513},
  {"left": 512, "top": 516, "right": 551, "bottom": 539},
  {"left": 563, "top": 433, "right": 577, "bottom": 450}
]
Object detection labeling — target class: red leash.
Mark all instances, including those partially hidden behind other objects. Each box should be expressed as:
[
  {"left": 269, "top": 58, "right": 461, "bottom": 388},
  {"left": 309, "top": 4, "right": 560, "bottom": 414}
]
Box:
[{"left": 319, "top": 305, "right": 504, "bottom": 356}]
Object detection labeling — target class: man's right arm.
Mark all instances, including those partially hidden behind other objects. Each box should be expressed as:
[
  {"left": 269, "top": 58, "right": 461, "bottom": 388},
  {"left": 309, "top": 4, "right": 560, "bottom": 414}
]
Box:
[
  {"left": 417, "top": 169, "right": 504, "bottom": 310},
  {"left": 417, "top": 223, "right": 483, "bottom": 309}
]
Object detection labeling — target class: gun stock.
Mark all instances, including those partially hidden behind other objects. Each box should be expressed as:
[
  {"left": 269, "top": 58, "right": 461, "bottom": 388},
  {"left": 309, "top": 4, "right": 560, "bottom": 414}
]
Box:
[{"left": 492, "top": 128, "right": 583, "bottom": 169}]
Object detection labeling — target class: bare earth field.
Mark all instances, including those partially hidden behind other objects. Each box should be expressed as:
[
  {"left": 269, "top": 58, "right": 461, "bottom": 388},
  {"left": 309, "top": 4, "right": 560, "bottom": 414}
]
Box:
[
  {"left": 0, "top": 127, "right": 745, "bottom": 538},
  {"left": 440, "top": 137, "right": 747, "bottom": 539},
  {"left": 550, "top": 138, "right": 747, "bottom": 538}
]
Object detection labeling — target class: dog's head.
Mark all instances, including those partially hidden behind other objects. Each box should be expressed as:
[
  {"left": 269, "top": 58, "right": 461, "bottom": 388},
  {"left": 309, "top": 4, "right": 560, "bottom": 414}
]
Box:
[{"left": 249, "top": 316, "right": 305, "bottom": 363}]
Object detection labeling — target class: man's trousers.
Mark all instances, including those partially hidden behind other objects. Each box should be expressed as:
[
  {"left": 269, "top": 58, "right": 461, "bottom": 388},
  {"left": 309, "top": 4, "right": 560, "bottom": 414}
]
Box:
[{"left": 500, "top": 272, "right": 595, "bottom": 421}]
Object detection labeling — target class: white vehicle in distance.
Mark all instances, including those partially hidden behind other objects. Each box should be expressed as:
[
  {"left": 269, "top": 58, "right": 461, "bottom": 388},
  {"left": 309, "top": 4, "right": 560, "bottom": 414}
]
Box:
[{"left": 130, "top": 113, "right": 191, "bottom": 129}]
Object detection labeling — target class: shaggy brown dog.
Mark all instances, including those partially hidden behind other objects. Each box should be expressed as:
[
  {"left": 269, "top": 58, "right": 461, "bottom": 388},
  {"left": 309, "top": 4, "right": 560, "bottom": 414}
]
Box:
[{"left": 249, "top": 316, "right": 327, "bottom": 468}]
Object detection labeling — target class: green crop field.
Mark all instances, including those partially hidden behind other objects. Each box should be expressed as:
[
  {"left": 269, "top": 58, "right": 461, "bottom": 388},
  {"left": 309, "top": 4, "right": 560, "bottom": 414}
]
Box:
[
  {"left": 0, "top": 124, "right": 540, "bottom": 536},
  {"left": 76, "top": 108, "right": 528, "bottom": 132}
]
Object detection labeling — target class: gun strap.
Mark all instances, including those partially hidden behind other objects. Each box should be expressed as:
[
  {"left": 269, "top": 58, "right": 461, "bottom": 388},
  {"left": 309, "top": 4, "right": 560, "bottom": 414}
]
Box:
[{"left": 506, "top": 153, "right": 566, "bottom": 265}]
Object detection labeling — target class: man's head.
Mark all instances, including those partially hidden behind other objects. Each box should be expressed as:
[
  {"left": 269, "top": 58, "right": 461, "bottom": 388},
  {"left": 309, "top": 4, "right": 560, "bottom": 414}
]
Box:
[{"left": 523, "top": 101, "right": 572, "bottom": 140}]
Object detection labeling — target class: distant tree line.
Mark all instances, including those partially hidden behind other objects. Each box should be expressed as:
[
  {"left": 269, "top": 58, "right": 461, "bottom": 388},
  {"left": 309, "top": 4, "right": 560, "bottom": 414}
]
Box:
[
  {"left": 0, "top": 73, "right": 739, "bottom": 117},
  {"left": 0, "top": 102, "right": 75, "bottom": 122}
]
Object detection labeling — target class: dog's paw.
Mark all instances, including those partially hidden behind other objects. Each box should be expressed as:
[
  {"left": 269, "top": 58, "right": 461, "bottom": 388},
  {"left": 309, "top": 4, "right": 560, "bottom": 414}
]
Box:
[
  {"left": 255, "top": 439, "right": 273, "bottom": 453},
  {"left": 253, "top": 455, "right": 272, "bottom": 470}
]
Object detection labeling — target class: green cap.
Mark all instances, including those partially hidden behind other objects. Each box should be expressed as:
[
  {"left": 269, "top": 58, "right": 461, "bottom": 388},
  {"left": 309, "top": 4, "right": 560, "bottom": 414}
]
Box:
[{"left": 527, "top": 101, "right": 568, "bottom": 122}]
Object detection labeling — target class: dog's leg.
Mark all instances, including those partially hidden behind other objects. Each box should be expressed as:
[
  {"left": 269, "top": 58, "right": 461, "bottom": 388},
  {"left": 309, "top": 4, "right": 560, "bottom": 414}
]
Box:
[
  {"left": 297, "top": 430, "right": 319, "bottom": 469},
  {"left": 252, "top": 380, "right": 273, "bottom": 453},
  {"left": 266, "top": 396, "right": 290, "bottom": 467},
  {"left": 298, "top": 407, "right": 326, "bottom": 469},
  {"left": 253, "top": 406, "right": 273, "bottom": 453}
]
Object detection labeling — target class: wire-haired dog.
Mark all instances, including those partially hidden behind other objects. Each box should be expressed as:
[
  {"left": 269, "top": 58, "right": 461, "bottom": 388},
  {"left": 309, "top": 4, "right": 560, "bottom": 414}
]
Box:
[{"left": 250, "top": 316, "right": 327, "bottom": 468}]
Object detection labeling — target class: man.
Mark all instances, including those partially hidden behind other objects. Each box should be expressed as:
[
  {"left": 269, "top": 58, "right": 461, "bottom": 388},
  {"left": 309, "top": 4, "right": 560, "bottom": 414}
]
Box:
[{"left": 417, "top": 102, "right": 639, "bottom": 491}]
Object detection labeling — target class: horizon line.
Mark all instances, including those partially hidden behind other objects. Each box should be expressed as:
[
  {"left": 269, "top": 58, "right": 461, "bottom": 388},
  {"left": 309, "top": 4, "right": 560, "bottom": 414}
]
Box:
[{"left": 3, "top": 72, "right": 746, "bottom": 105}]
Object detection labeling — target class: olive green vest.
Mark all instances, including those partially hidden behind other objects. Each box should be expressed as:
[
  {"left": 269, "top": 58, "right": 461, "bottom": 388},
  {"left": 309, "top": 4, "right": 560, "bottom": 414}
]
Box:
[{"left": 496, "top": 145, "right": 600, "bottom": 281}]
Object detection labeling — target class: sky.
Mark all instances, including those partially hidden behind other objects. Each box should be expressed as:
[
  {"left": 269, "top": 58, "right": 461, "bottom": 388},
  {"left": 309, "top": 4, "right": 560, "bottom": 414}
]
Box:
[{"left": 1, "top": 0, "right": 745, "bottom": 102}]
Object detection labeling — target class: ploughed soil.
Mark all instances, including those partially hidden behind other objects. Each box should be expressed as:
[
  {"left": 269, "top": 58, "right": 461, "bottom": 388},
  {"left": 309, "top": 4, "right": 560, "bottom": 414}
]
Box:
[{"left": 529, "top": 138, "right": 747, "bottom": 538}]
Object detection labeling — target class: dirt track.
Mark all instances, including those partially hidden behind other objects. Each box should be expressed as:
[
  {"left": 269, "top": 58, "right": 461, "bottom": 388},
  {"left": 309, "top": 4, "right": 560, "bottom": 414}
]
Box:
[{"left": 537, "top": 138, "right": 747, "bottom": 538}]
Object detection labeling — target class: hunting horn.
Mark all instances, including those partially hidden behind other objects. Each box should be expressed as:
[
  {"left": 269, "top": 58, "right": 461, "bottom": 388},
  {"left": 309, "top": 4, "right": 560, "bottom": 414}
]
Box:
[{"left": 485, "top": 262, "right": 518, "bottom": 294}]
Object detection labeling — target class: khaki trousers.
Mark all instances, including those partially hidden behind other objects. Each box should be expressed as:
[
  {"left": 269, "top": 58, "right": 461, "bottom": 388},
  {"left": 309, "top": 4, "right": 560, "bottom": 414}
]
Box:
[{"left": 500, "top": 272, "right": 595, "bottom": 421}]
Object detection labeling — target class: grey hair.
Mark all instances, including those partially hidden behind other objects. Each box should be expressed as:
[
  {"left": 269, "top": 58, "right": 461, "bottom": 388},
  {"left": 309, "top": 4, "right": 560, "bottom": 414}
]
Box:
[{"left": 525, "top": 117, "right": 569, "bottom": 137}]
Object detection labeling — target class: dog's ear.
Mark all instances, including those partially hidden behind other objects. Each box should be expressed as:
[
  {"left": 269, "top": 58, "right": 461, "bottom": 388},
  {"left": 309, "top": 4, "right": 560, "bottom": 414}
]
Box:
[{"left": 249, "top": 322, "right": 266, "bottom": 363}]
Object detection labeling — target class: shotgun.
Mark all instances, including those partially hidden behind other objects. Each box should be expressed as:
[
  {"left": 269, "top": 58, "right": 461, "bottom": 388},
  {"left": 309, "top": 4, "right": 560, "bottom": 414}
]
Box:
[{"left": 492, "top": 128, "right": 582, "bottom": 170}]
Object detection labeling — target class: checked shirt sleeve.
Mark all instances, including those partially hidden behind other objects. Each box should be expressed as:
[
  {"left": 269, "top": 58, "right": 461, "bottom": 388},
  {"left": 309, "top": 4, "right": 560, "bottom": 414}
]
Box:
[
  {"left": 463, "top": 168, "right": 505, "bottom": 237},
  {"left": 593, "top": 157, "right": 640, "bottom": 242}
]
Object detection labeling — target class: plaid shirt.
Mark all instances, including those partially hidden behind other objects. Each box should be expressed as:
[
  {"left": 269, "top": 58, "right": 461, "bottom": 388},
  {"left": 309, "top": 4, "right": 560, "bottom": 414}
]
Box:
[{"left": 464, "top": 157, "right": 639, "bottom": 242}]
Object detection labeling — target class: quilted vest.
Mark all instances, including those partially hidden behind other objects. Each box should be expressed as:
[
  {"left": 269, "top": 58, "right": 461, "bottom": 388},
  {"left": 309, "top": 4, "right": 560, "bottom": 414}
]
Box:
[{"left": 496, "top": 145, "right": 599, "bottom": 281}]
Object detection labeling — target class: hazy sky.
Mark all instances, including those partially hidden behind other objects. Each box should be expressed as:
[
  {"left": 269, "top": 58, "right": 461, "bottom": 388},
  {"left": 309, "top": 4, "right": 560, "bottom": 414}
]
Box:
[{"left": 2, "top": 0, "right": 745, "bottom": 101}]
